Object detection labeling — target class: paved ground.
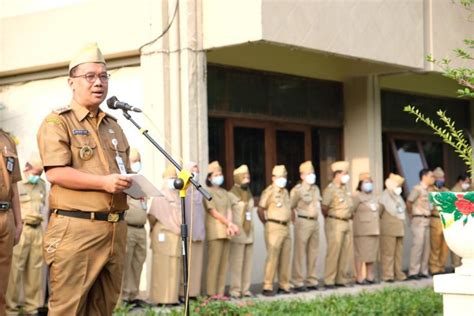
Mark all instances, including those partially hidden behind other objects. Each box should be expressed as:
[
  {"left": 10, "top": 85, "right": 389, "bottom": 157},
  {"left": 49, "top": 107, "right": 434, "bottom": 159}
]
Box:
[{"left": 126, "top": 277, "right": 434, "bottom": 315}]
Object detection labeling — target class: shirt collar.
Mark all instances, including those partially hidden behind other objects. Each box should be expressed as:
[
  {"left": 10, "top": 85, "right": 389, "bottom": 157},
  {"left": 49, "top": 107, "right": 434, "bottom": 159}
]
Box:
[{"left": 71, "top": 99, "right": 104, "bottom": 122}]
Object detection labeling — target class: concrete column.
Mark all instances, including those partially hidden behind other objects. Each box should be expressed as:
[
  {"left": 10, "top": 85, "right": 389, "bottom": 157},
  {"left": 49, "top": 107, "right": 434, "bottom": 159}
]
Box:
[
  {"left": 343, "top": 75, "right": 383, "bottom": 193},
  {"left": 139, "top": 0, "right": 208, "bottom": 296}
]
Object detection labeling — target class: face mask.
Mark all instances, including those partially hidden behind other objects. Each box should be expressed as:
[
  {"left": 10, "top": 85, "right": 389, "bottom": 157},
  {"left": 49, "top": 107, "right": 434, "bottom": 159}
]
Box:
[
  {"left": 362, "top": 182, "right": 373, "bottom": 193},
  {"left": 435, "top": 180, "right": 445, "bottom": 188},
  {"left": 275, "top": 177, "right": 287, "bottom": 188},
  {"left": 167, "top": 179, "right": 176, "bottom": 190},
  {"left": 341, "top": 174, "right": 350, "bottom": 184},
  {"left": 305, "top": 173, "right": 316, "bottom": 185},
  {"left": 394, "top": 187, "right": 402, "bottom": 196},
  {"left": 131, "top": 162, "right": 142, "bottom": 173},
  {"left": 462, "top": 183, "right": 471, "bottom": 191},
  {"left": 211, "top": 175, "right": 224, "bottom": 187},
  {"left": 28, "top": 175, "right": 40, "bottom": 185}
]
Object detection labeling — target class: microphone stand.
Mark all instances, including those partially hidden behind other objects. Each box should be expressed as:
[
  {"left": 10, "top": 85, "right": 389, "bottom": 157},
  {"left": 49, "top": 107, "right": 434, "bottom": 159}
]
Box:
[{"left": 121, "top": 109, "right": 211, "bottom": 316}]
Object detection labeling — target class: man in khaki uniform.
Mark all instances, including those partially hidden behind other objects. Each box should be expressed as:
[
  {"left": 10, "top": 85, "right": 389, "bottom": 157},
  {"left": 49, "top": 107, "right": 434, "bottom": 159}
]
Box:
[
  {"left": 322, "top": 161, "right": 353, "bottom": 288},
  {"left": 121, "top": 149, "right": 147, "bottom": 306},
  {"left": 407, "top": 168, "right": 435, "bottom": 279},
  {"left": 258, "top": 165, "right": 292, "bottom": 296},
  {"left": 428, "top": 167, "right": 449, "bottom": 275},
  {"left": 228, "top": 165, "right": 255, "bottom": 298},
  {"left": 36, "top": 43, "right": 132, "bottom": 316},
  {"left": 148, "top": 166, "right": 181, "bottom": 305},
  {"left": 291, "top": 161, "right": 321, "bottom": 292},
  {"left": 6, "top": 153, "right": 47, "bottom": 315},
  {"left": 0, "top": 129, "right": 22, "bottom": 316}
]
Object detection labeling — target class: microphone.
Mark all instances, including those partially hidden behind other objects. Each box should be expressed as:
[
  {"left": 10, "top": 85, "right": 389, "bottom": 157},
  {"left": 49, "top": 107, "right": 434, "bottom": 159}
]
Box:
[{"left": 106, "top": 96, "right": 142, "bottom": 113}]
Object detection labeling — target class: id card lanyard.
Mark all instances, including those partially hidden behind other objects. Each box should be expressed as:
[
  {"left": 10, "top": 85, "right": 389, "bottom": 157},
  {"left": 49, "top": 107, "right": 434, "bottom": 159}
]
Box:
[{"left": 112, "top": 138, "right": 127, "bottom": 175}]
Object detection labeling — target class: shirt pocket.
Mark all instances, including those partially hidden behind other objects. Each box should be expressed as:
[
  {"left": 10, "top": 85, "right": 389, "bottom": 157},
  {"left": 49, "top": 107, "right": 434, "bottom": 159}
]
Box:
[
  {"left": 70, "top": 136, "right": 101, "bottom": 171},
  {"left": 0, "top": 148, "right": 17, "bottom": 189}
]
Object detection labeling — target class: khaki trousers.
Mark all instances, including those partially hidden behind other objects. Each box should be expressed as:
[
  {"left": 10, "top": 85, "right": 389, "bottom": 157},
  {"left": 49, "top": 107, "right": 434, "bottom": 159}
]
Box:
[
  {"left": 121, "top": 226, "right": 146, "bottom": 301},
  {"left": 229, "top": 242, "right": 253, "bottom": 297},
  {"left": 324, "top": 218, "right": 352, "bottom": 285},
  {"left": 6, "top": 225, "right": 43, "bottom": 314},
  {"left": 0, "top": 211, "right": 14, "bottom": 316},
  {"left": 44, "top": 214, "right": 127, "bottom": 316},
  {"left": 428, "top": 217, "right": 448, "bottom": 274},
  {"left": 206, "top": 239, "right": 230, "bottom": 296},
  {"left": 292, "top": 217, "right": 319, "bottom": 287},
  {"left": 180, "top": 240, "right": 204, "bottom": 298},
  {"left": 380, "top": 235, "right": 406, "bottom": 281},
  {"left": 149, "top": 222, "right": 181, "bottom": 304},
  {"left": 262, "top": 222, "right": 291, "bottom": 291},
  {"left": 408, "top": 217, "right": 430, "bottom": 276}
]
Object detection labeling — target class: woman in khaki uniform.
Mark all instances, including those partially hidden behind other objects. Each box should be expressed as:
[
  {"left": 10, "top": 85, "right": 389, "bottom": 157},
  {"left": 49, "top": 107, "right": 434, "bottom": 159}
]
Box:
[
  {"left": 148, "top": 166, "right": 181, "bottom": 306},
  {"left": 204, "top": 161, "right": 239, "bottom": 296},
  {"left": 352, "top": 172, "right": 381, "bottom": 285},
  {"left": 228, "top": 165, "right": 254, "bottom": 299},
  {"left": 379, "top": 173, "right": 407, "bottom": 282}
]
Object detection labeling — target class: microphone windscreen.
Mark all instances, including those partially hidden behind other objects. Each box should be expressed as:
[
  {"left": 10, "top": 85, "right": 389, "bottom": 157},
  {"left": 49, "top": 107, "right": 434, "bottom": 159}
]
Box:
[{"left": 106, "top": 96, "right": 118, "bottom": 109}]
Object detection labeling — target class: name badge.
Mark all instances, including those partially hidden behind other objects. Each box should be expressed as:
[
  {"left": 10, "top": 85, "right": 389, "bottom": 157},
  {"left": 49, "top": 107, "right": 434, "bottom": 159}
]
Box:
[
  {"left": 246, "top": 211, "right": 252, "bottom": 221},
  {"left": 73, "top": 129, "right": 89, "bottom": 136},
  {"left": 397, "top": 206, "right": 404, "bottom": 213},
  {"left": 370, "top": 203, "right": 377, "bottom": 212},
  {"left": 140, "top": 198, "right": 147, "bottom": 210},
  {"left": 115, "top": 156, "right": 127, "bottom": 175},
  {"left": 158, "top": 233, "right": 165, "bottom": 242},
  {"left": 6, "top": 157, "right": 14, "bottom": 173}
]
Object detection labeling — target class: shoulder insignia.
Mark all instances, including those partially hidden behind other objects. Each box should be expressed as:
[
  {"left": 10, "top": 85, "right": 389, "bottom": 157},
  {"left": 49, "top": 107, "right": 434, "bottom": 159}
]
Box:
[
  {"left": 53, "top": 105, "right": 71, "bottom": 114},
  {"left": 105, "top": 112, "right": 118, "bottom": 121}
]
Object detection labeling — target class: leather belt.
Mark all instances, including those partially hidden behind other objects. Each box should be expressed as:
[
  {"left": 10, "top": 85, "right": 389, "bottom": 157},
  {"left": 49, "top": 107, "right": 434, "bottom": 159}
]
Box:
[
  {"left": 328, "top": 215, "right": 350, "bottom": 221},
  {"left": 0, "top": 202, "right": 11, "bottom": 211},
  {"left": 413, "top": 215, "right": 430, "bottom": 218},
  {"left": 298, "top": 215, "right": 317, "bottom": 221},
  {"left": 55, "top": 210, "right": 124, "bottom": 223},
  {"left": 267, "top": 219, "right": 288, "bottom": 226},
  {"left": 25, "top": 222, "right": 41, "bottom": 228},
  {"left": 127, "top": 223, "right": 145, "bottom": 229}
]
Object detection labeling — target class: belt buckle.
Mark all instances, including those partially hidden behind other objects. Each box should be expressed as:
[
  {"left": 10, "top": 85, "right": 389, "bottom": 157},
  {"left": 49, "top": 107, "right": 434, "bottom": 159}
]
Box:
[
  {"left": 107, "top": 213, "right": 120, "bottom": 223},
  {"left": 0, "top": 202, "right": 10, "bottom": 210}
]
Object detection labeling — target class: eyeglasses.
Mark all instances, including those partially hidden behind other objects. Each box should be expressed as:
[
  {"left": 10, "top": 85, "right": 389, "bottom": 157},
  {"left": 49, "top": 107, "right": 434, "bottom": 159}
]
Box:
[{"left": 71, "top": 72, "right": 110, "bottom": 83}]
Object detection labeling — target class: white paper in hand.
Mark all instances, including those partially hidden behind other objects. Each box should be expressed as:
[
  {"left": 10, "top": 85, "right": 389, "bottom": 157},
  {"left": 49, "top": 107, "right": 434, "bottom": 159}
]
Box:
[{"left": 124, "top": 174, "right": 163, "bottom": 199}]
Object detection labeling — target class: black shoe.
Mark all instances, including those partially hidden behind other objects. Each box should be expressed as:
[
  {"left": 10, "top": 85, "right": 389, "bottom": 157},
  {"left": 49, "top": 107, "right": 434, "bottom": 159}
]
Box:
[
  {"left": 407, "top": 274, "right": 419, "bottom": 280},
  {"left": 262, "top": 289, "right": 275, "bottom": 297},
  {"left": 131, "top": 299, "right": 148, "bottom": 307},
  {"left": 418, "top": 273, "right": 430, "bottom": 279},
  {"left": 293, "top": 286, "right": 307, "bottom": 293},
  {"left": 356, "top": 279, "right": 368, "bottom": 285},
  {"left": 306, "top": 285, "right": 319, "bottom": 291},
  {"left": 366, "top": 279, "right": 376, "bottom": 284},
  {"left": 325, "top": 284, "right": 336, "bottom": 289},
  {"left": 383, "top": 279, "right": 394, "bottom": 283},
  {"left": 243, "top": 292, "right": 255, "bottom": 298},
  {"left": 335, "top": 283, "right": 353, "bottom": 288},
  {"left": 277, "top": 288, "right": 292, "bottom": 295}
]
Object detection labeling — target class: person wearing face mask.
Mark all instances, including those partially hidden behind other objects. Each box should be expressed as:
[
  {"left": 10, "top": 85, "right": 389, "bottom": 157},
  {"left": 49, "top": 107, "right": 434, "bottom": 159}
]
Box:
[
  {"left": 321, "top": 161, "right": 353, "bottom": 289},
  {"left": 179, "top": 161, "right": 206, "bottom": 299},
  {"left": 148, "top": 165, "right": 181, "bottom": 306},
  {"left": 407, "top": 169, "right": 435, "bottom": 280},
  {"left": 228, "top": 165, "right": 255, "bottom": 299},
  {"left": 450, "top": 173, "right": 472, "bottom": 268},
  {"left": 351, "top": 172, "right": 380, "bottom": 285},
  {"left": 428, "top": 167, "right": 449, "bottom": 276},
  {"left": 204, "top": 161, "right": 239, "bottom": 297},
  {"left": 5, "top": 152, "right": 46, "bottom": 316},
  {"left": 120, "top": 149, "right": 148, "bottom": 307},
  {"left": 290, "top": 161, "right": 321, "bottom": 292},
  {"left": 258, "top": 165, "right": 292, "bottom": 296},
  {"left": 379, "top": 173, "right": 407, "bottom": 282}
]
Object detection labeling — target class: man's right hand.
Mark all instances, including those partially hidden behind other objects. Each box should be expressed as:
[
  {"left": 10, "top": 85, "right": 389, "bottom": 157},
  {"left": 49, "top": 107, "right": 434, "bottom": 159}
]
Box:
[{"left": 103, "top": 174, "right": 132, "bottom": 193}]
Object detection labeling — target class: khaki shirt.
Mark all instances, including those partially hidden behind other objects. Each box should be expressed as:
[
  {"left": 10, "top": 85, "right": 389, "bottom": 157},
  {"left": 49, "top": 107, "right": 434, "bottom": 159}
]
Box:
[
  {"left": 229, "top": 185, "right": 254, "bottom": 244},
  {"left": 407, "top": 183, "right": 430, "bottom": 216},
  {"left": 149, "top": 187, "right": 181, "bottom": 235},
  {"left": 451, "top": 183, "right": 469, "bottom": 193},
  {"left": 37, "top": 101, "right": 131, "bottom": 212},
  {"left": 0, "top": 129, "right": 21, "bottom": 203},
  {"left": 204, "top": 186, "right": 231, "bottom": 241},
  {"left": 259, "top": 184, "right": 291, "bottom": 222},
  {"left": 322, "top": 182, "right": 353, "bottom": 219},
  {"left": 352, "top": 191, "right": 380, "bottom": 236},
  {"left": 290, "top": 182, "right": 321, "bottom": 219},
  {"left": 125, "top": 196, "right": 148, "bottom": 226},
  {"left": 18, "top": 179, "right": 47, "bottom": 225}
]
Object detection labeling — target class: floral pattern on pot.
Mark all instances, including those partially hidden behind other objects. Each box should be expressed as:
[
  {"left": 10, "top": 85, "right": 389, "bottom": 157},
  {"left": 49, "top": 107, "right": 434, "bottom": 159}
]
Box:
[{"left": 430, "top": 192, "right": 474, "bottom": 228}]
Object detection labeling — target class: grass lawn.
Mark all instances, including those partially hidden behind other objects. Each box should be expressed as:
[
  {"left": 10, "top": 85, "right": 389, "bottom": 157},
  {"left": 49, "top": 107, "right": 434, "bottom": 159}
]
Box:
[{"left": 114, "top": 286, "right": 442, "bottom": 315}]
